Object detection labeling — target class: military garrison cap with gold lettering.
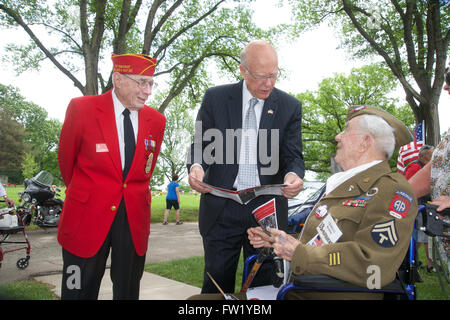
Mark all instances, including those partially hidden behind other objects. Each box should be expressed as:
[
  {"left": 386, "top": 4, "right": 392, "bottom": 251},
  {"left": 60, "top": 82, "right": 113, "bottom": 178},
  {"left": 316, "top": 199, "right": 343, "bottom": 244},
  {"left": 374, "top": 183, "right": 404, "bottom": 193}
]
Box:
[
  {"left": 111, "top": 53, "right": 157, "bottom": 76},
  {"left": 346, "top": 105, "right": 413, "bottom": 150}
]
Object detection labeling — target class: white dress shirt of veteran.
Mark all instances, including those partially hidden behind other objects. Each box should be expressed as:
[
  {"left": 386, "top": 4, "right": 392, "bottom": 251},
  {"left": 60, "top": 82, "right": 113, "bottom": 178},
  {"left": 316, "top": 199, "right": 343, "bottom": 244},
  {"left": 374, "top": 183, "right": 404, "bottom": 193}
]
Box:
[
  {"left": 248, "top": 114, "right": 396, "bottom": 259},
  {"left": 188, "top": 40, "right": 304, "bottom": 199}
]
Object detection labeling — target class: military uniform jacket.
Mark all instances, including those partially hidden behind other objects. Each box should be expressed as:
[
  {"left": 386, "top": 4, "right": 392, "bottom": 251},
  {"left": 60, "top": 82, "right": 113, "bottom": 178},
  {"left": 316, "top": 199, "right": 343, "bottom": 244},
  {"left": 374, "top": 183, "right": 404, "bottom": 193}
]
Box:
[{"left": 290, "top": 161, "right": 417, "bottom": 298}]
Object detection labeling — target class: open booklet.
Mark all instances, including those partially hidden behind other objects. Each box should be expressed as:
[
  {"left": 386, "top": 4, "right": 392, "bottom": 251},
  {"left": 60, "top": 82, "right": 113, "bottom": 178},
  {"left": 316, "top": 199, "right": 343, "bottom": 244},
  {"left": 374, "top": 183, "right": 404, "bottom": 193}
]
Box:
[{"left": 193, "top": 178, "right": 286, "bottom": 205}]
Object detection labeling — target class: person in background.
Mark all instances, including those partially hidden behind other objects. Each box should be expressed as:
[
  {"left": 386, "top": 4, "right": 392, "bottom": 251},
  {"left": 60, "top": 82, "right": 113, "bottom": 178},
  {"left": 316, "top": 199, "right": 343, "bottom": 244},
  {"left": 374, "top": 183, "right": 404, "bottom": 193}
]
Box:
[
  {"left": 403, "top": 145, "right": 435, "bottom": 273},
  {"left": 163, "top": 174, "right": 182, "bottom": 225},
  {"left": 403, "top": 145, "right": 434, "bottom": 180},
  {"left": 408, "top": 66, "right": 449, "bottom": 211},
  {"left": 0, "top": 182, "right": 14, "bottom": 207},
  {"left": 408, "top": 65, "right": 450, "bottom": 280}
]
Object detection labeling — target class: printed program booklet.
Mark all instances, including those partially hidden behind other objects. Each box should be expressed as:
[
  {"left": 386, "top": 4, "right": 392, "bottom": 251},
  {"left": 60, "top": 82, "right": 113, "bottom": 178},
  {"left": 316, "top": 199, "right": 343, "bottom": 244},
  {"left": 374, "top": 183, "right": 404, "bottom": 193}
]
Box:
[{"left": 193, "top": 178, "right": 286, "bottom": 204}]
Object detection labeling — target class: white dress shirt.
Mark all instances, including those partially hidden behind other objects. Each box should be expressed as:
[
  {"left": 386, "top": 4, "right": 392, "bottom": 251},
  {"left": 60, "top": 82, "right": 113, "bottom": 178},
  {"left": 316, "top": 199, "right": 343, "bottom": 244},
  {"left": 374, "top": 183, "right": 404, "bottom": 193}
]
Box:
[
  {"left": 325, "top": 160, "right": 382, "bottom": 195},
  {"left": 112, "top": 89, "right": 139, "bottom": 170}
]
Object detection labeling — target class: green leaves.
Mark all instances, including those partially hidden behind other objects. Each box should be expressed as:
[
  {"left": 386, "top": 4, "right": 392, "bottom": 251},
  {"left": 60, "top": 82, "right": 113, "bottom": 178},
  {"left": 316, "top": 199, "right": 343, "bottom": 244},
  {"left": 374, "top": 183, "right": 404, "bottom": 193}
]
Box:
[{"left": 297, "top": 63, "right": 415, "bottom": 178}]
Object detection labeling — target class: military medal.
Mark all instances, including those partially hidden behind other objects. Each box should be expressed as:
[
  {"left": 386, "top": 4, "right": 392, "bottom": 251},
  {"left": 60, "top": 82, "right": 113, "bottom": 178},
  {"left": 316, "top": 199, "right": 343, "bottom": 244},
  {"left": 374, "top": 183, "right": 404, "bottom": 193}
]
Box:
[
  {"left": 343, "top": 199, "right": 367, "bottom": 208},
  {"left": 150, "top": 139, "right": 156, "bottom": 152},
  {"left": 145, "top": 153, "right": 153, "bottom": 174}
]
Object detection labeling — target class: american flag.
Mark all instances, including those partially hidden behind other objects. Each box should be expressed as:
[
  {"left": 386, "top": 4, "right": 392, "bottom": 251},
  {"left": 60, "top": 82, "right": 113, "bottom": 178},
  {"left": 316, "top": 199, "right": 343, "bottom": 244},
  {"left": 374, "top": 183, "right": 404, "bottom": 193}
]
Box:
[{"left": 397, "top": 121, "right": 424, "bottom": 174}]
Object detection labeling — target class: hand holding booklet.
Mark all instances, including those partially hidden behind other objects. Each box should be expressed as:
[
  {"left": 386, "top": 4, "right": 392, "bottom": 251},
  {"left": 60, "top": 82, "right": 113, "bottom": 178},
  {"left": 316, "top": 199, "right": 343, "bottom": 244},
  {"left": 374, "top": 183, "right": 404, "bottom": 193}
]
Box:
[{"left": 193, "top": 178, "right": 286, "bottom": 204}]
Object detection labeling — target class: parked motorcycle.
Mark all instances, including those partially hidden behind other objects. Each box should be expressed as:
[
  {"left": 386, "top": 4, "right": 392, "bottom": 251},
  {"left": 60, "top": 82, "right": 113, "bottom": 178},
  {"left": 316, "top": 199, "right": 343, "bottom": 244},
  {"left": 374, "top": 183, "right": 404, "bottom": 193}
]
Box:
[{"left": 18, "top": 171, "right": 64, "bottom": 228}]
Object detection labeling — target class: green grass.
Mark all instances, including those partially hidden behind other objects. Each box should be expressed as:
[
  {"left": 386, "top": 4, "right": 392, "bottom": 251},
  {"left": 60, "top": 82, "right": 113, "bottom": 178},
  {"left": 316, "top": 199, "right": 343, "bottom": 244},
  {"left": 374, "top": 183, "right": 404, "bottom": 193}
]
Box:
[
  {"left": 4, "top": 185, "right": 200, "bottom": 224},
  {"left": 145, "top": 254, "right": 245, "bottom": 290},
  {"left": 0, "top": 281, "right": 59, "bottom": 300},
  {"left": 150, "top": 192, "right": 201, "bottom": 223},
  {"left": 415, "top": 244, "right": 449, "bottom": 300}
]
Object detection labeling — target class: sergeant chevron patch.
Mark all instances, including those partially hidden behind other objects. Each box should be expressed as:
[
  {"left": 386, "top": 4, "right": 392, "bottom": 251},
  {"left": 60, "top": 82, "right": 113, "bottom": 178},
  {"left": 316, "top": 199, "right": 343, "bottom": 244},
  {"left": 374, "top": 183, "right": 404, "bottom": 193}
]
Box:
[{"left": 371, "top": 220, "right": 398, "bottom": 247}]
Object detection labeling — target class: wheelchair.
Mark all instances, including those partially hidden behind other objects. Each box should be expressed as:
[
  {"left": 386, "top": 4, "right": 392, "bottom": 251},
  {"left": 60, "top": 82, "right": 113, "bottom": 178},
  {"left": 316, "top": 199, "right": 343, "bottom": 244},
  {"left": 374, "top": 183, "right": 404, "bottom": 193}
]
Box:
[
  {"left": 243, "top": 206, "right": 422, "bottom": 300},
  {"left": 416, "top": 204, "right": 449, "bottom": 296},
  {"left": 243, "top": 233, "right": 417, "bottom": 300}
]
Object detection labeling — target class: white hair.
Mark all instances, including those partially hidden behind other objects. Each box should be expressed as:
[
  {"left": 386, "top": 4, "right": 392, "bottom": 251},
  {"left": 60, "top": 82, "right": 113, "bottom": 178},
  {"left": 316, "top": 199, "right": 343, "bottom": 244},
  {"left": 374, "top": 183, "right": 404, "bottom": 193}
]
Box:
[{"left": 357, "top": 114, "right": 396, "bottom": 159}]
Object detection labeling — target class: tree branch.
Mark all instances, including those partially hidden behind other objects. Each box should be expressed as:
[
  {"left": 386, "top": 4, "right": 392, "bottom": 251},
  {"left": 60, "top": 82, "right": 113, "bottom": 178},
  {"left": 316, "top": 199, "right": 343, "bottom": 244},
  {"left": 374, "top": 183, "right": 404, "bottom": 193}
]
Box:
[
  {"left": 151, "top": 0, "right": 225, "bottom": 58},
  {"left": 0, "top": 3, "right": 84, "bottom": 93},
  {"left": 341, "top": 0, "right": 426, "bottom": 105}
]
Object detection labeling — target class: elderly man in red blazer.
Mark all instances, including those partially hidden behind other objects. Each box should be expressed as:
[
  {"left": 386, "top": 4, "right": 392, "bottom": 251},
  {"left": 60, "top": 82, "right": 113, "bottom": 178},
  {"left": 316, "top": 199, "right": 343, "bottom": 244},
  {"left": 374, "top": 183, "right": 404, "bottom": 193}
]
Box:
[{"left": 58, "top": 53, "right": 166, "bottom": 300}]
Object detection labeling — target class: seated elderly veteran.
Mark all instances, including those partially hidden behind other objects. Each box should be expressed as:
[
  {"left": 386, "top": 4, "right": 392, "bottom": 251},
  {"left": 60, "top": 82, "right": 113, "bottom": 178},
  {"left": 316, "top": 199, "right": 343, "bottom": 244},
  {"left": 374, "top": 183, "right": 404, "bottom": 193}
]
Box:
[{"left": 189, "top": 105, "right": 417, "bottom": 300}]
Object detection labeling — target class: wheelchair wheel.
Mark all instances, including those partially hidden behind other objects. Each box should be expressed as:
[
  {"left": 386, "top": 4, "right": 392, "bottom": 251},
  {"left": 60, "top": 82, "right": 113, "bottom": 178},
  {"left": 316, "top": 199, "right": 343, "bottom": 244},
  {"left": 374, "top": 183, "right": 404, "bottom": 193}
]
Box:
[{"left": 16, "top": 257, "right": 29, "bottom": 269}]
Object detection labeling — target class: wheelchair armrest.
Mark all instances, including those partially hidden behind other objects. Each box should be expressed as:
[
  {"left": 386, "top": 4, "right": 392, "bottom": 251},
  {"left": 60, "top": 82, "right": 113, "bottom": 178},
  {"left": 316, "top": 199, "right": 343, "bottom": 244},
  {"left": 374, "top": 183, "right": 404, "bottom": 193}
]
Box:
[{"left": 276, "top": 274, "right": 406, "bottom": 300}]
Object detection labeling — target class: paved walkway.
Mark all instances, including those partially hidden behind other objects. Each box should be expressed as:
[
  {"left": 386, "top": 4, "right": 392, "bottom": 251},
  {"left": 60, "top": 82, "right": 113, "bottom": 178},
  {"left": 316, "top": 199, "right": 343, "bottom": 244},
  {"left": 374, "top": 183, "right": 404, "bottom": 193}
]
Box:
[{"left": 0, "top": 222, "right": 203, "bottom": 299}]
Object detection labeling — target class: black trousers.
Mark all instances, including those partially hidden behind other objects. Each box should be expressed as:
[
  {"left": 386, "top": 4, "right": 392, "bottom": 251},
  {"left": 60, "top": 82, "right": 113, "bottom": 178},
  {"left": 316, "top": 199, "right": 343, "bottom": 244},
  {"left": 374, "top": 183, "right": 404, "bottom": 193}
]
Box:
[
  {"left": 61, "top": 199, "right": 145, "bottom": 300},
  {"left": 201, "top": 196, "right": 286, "bottom": 294}
]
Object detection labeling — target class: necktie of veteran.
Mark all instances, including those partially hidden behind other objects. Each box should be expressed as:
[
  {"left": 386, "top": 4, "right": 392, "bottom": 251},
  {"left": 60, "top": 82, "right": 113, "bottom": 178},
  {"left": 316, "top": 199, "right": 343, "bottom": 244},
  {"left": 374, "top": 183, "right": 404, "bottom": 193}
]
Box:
[
  {"left": 236, "top": 97, "right": 259, "bottom": 190},
  {"left": 123, "top": 108, "right": 135, "bottom": 180}
]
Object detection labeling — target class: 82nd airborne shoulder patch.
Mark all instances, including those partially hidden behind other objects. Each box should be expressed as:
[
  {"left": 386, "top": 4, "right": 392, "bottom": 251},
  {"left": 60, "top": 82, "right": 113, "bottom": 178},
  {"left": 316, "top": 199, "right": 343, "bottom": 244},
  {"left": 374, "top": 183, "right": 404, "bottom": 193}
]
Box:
[{"left": 388, "top": 190, "right": 412, "bottom": 219}]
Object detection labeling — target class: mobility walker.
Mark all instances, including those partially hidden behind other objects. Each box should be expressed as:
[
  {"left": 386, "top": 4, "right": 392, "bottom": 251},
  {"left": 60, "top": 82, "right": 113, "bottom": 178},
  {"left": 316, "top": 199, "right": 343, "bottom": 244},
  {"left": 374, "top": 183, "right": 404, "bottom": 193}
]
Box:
[{"left": 0, "top": 200, "right": 31, "bottom": 270}]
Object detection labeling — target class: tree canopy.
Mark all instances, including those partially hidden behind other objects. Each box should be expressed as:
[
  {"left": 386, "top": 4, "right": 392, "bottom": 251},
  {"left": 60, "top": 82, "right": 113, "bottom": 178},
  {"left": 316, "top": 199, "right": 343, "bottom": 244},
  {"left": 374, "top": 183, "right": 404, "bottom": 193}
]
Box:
[
  {"left": 0, "top": 83, "right": 61, "bottom": 183},
  {"left": 298, "top": 63, "right": 415, "bottom": 180},
  {"left": 288, "top": 0, "right": 449, "bottom": 145},
  {"left": 0, "top": 0, "right": 285, "bottom": 114}
]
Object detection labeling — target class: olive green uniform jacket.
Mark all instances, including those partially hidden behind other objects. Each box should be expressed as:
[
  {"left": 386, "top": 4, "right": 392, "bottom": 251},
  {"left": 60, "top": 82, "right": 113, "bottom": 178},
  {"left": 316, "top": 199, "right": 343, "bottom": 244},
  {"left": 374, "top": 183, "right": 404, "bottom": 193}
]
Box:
[{"left": 289, "top": 161, "right": 417, "bottom": 299}]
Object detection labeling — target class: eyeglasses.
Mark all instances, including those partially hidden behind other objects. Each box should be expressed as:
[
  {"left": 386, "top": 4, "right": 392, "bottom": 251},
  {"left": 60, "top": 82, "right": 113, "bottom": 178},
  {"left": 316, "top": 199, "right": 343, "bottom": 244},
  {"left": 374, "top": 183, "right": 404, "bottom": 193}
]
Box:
[
  {"left": 122, "top": 74, "right": 157, "bottom": 89},
  {"left": 445, "top": 67, "right": 450, "bottom": 86},
  {"left": 243, "top": 65, "right": 280, "bottom": 82}
]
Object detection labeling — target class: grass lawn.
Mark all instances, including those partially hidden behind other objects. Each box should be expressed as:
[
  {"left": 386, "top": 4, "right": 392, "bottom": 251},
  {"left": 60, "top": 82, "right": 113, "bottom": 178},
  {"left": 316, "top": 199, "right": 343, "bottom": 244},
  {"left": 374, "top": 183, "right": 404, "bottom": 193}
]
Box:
[{"left": 145, "top": 255, "right": 245, "bottom": 290}]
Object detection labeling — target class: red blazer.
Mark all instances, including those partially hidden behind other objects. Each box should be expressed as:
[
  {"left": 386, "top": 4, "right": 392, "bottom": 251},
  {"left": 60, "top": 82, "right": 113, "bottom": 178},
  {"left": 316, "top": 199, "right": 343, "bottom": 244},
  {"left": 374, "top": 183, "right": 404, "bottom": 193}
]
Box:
[{"left": 57, "top": 90, "right": 166, "bottom": 258}]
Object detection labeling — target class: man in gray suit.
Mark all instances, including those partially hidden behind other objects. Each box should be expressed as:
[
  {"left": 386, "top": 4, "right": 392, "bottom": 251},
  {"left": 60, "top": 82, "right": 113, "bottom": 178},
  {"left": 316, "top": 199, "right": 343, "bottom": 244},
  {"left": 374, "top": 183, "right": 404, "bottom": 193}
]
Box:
[{"left": 187, "top": 40, "right": 305, "bottom": 293}]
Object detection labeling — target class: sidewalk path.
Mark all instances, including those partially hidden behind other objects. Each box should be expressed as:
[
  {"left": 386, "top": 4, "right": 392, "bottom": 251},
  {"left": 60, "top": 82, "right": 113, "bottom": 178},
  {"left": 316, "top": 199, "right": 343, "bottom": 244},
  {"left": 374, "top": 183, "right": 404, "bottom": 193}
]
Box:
[{"left": 0, "top": 222, "right": 203, "bottom": 299}]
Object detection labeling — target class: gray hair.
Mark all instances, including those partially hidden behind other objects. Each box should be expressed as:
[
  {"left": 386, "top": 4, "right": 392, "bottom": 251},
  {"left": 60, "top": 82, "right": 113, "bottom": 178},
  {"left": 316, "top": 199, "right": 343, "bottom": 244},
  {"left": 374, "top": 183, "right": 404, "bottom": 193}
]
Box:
[{"left": 357, "top": 114, "right": 396, "bottom": 159}]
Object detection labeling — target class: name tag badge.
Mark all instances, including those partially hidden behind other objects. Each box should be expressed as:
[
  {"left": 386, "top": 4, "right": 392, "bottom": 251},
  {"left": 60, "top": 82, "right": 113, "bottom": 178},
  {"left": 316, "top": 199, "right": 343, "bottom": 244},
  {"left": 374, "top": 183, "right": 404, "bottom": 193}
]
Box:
[
  {"left": 316, "top": 214, "right": 342, "bottom": 245},
  {"left": 96, "top": 143, "right": 109, "bottom": 153}
]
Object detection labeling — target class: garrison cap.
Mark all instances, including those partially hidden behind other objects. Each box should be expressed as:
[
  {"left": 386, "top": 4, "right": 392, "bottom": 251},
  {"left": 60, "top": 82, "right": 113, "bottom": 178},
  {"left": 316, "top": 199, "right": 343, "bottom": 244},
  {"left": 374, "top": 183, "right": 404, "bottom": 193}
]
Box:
[
  {"left": 346, "top": 105, "right": 413, "bottom": 150},
  {"left": 111, "top": 53, "right": 157, "bottom": 76}
]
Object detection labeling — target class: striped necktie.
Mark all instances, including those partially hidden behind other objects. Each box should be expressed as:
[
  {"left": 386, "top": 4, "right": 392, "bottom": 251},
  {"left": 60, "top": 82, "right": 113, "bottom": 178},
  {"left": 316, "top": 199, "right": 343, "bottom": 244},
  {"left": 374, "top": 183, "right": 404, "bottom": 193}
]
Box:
[{"left": 236, "top": 97, "right": 258, "bottom": 190}]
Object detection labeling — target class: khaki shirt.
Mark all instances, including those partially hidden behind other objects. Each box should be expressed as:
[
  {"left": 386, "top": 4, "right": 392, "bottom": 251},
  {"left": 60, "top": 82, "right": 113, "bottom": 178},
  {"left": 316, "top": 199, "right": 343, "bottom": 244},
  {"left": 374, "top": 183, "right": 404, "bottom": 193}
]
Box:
[{"left": 289, "top": 161, "right": 417, "bottom": 299}]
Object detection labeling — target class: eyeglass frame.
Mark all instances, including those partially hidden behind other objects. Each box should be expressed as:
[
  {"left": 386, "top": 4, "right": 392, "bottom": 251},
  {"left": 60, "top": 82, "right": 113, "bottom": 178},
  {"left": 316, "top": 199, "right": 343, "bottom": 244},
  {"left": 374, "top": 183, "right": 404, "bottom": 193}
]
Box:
[
  {"left": 243, "top": 65, "right": 280, "bottom": 82},
  {"left": 121, "top": 73, "right": 157, "bottom": 89}
]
